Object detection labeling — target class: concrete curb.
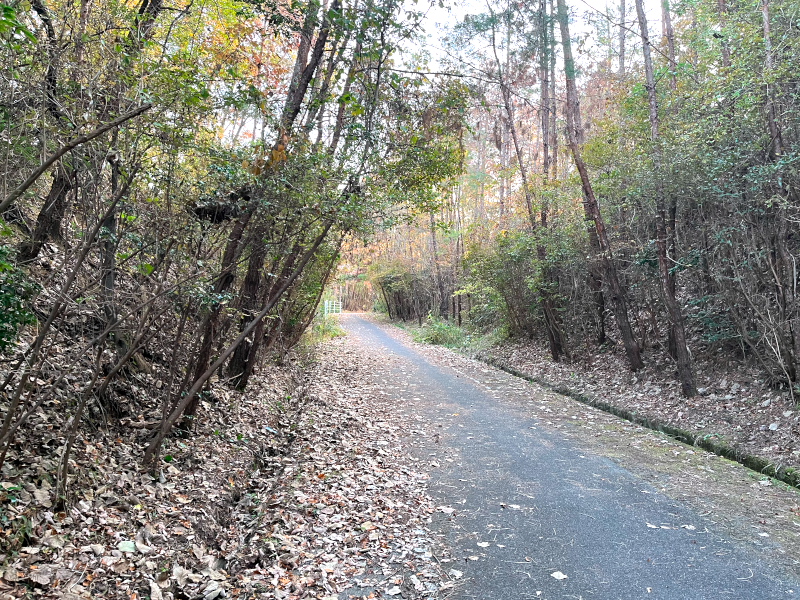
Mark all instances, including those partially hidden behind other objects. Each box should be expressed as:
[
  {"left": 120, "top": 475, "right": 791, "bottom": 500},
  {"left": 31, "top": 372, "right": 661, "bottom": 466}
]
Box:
[{"left": 476, "top": 354, "right": 800, "bottom": 491}]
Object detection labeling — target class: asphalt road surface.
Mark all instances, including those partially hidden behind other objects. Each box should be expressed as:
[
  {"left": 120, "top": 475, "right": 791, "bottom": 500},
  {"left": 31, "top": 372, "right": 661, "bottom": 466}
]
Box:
[{"left": 341, "top": 314, "right": 799, "bottom": 600}]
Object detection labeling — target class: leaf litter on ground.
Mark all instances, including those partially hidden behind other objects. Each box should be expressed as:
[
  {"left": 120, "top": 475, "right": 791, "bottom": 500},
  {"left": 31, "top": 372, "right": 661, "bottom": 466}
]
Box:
[{"left": 0, "top": 339, "right": 452, "bottom": 600}]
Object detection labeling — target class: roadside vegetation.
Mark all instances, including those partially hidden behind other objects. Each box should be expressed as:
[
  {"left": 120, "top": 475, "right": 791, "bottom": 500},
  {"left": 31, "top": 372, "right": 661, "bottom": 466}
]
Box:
[{"left": 344, "top": 0, "right": 800, "bottom": 485}]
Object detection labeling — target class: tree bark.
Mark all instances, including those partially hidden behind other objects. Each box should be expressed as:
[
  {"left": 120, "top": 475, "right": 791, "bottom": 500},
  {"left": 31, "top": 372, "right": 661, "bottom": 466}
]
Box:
[
  {"left": 226, "top": 240, "right": 268, "bottom": 389},
  {"left": 557, "top": 0, "right": 643, "bottom": 371},
  {"left": 636, "top": 0, "right": 696, "bottom": 396},
  {"left": 279, "top": 0, "right": 340, "bottom": 141},
  {"left": 661, "top": 0, "right": 677, "bottom": 90},
  {"left": 18, "top": 165, "right": 73, "bottom": 262}
]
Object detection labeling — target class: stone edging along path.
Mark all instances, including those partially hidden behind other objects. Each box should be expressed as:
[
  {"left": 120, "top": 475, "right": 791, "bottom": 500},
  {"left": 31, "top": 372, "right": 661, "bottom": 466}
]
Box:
[{"left": 475, "top": 355, "right": 800, "bottom": 491}]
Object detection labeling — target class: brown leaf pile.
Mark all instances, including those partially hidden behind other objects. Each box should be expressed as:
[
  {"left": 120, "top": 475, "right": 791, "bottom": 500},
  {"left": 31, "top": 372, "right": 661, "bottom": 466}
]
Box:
[{"left": 0, "top": 342, "right": 449, "bottom": 600}]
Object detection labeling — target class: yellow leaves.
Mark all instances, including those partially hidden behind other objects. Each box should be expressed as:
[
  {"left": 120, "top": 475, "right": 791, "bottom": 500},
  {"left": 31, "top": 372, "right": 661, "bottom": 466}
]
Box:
[
  {"left": 244, "top": 134, "right": 290, "bottom": 176},
  {"left": 270, "top": 146, "right": 288, "bottom": 166}
]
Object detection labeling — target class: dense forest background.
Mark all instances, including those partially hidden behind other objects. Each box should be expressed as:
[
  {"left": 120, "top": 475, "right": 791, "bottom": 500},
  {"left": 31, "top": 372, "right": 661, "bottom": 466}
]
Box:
[
  {"left": 2, "top": 0, "right": 800, "bottom": 594},
  {"left": 0, "top": 0, "right": 464, "bottom": 478},
  {"left": 359, "top": 0, "right": 800, "bottom": 403}
]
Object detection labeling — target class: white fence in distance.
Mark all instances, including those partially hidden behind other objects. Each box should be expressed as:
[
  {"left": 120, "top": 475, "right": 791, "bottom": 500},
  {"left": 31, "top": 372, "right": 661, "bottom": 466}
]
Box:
[{"left": 323, "top": 300, "right": 342, "bottom": 316}]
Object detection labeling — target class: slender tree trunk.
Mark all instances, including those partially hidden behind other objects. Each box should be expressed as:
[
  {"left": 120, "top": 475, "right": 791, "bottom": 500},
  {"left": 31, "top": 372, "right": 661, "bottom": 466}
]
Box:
[
  {"left": 226, "top": 240, "right": 267, "bottom": 388},
  {"left": 541, "top": 0, "right": 551, "bottom": 193},
  {"left": 330, "top": 33, "right": 362, "bottom": 155},
  {"left": 548, "top": 0, "right": 558, "bottom": 179},
  {"left": 661, "top": 0, "right": 677, "bottom": 90},
  {"left": 429, "top": 212, "right": 448, "bottom": 318},
  {"left": 761, "top": 0, "right": 782, "bottom": 161},
  {"left": 18, "top": 165, "right": 73, "bottom": 261},
  {"left": 236, "top": 241, "right": 305, "bottom": 390},
  {"left": 636, "top": 0, "right": 696, "bottom": 396},
  {"left": 660, "top": 0, "right": 679, "bottom": 354},
  {"left": 100, "top": 153, "right": 123, "bottom": 350},
  {"left": 759, "top": 0, "right": 794, "bottom": 380},
  {"left": 381, "top": 285, "right": 393, "bottom": 319},
  {"left": 497, "top": 118, "right": 507, "bottom": 217},
  {"left": 538, "top": 0, "right": 567, "bottom": 361},
  {"left": 717, "top": 0, "right": 731, "bottom": 68},
  {"left": 619, "top": 0, "right": 626, "bottom": 77},
  {"left": 182, "top": 208, "right": 253, "bottom": 420},
  {"left": 557, "top": 0, "right": 643, "bottom": 370},
  {"left": 502, "top": 85, "right": 536, "bottom": 229}
]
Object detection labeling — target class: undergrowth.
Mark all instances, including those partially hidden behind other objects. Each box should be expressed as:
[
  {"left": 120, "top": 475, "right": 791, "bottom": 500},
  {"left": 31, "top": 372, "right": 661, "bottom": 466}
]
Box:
[
  {"left": 302, "top": 313, "right": 346, "bottom": 346},
  {"left": 402, "top": 315, "right": 504, "bottom": 351}
]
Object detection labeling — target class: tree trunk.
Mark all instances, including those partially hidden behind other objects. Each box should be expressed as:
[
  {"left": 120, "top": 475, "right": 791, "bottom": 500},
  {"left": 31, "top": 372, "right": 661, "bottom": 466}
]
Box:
[
  {"left": 619, "top": 0, "right": 626, "bottom": 77},
  {"left": 557, "top": 0, "right": 643, "bottom": 371},
  {"left": 761, "top": 0, "right": 782, "bottom": 161},
  {"left": 101, "top": 153, "right": 123, "bottom": 351},
  {"left": 235, "top": 241, "right": 305, "bottom": 390},
  {"left": 549, "top": 0, "right": 558, "bottom": 180},
  {"left": 429, "top": 212, "right": 448, "bottom": 318},
  {"left": 18, "top": 165, "right": 73, "bottom": 262},
  {"left": 661, "top": 0, "right": 677, "bottom": 90},
  {"left": 538, "top": 1, "right": 567, "bottom": 361},
  {"left": 226, "top": 241, "right": 267, "bottom": 388},
  {"left": 635, "top": 0, "right": 696, "bottom": 396},
  {"left": 182, "top": 208, "right": 253, "bottom": 420},
  {"left": 717, "top": 0, "right": 731, "bottom": 68}
]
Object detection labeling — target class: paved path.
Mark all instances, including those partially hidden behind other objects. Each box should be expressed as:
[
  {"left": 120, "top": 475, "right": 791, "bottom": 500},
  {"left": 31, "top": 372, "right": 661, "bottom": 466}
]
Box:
[{"left": 341, "top": 314, "right": 798, "bottom": 600}]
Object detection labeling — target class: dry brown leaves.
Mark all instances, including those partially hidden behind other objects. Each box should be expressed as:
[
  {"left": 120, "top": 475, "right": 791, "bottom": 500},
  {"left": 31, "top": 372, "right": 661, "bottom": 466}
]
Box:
[{"left": 0, "top": 343, "right": 447, "bottom": 600}]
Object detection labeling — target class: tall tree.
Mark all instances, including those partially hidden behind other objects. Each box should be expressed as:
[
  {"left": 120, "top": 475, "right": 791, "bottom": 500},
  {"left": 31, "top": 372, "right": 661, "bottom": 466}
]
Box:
[
  {"left": 635, "top": 0, "right": 696, "bottom": 396},
  {"left": 556, "top": 0, "right": 643, "bottom": 370}
]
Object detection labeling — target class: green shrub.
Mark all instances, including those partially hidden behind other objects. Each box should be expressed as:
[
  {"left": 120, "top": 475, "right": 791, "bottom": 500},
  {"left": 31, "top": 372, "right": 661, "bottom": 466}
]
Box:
[
  {"left": 412, "top": 316, "right": 466, "bottom": 348},
  {"left": 0, "top": 245, "right": 38, "bottom": 352},
  {"left": 303, "top": 313, "right": 346, "bottom": 345}
]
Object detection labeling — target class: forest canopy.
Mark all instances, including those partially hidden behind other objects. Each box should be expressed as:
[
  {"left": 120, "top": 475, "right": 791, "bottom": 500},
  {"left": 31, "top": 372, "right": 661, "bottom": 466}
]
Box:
[{"left": 0, "top": 0, "right": 465, "bottom": 471}]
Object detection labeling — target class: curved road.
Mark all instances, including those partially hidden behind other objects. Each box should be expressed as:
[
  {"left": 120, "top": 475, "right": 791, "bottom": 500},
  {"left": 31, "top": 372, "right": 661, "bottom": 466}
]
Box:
[{"left": 341, "top": 314, "right": 798, "bottom": 600}]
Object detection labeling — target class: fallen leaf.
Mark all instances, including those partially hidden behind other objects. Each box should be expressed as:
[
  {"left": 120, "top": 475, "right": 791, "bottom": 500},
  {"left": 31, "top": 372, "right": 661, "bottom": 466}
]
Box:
[
  {"left": 149, "top": 581, "right": 163, "bottom": 600},
  {"left": 172, "top": 564, "right": 190, "bottom": 588},
  {"left": 28, "top": 565, "right": 54, "bottom": 586},
  {"left": 33, "top": 489, "right": 52, "bottom": 508}
]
